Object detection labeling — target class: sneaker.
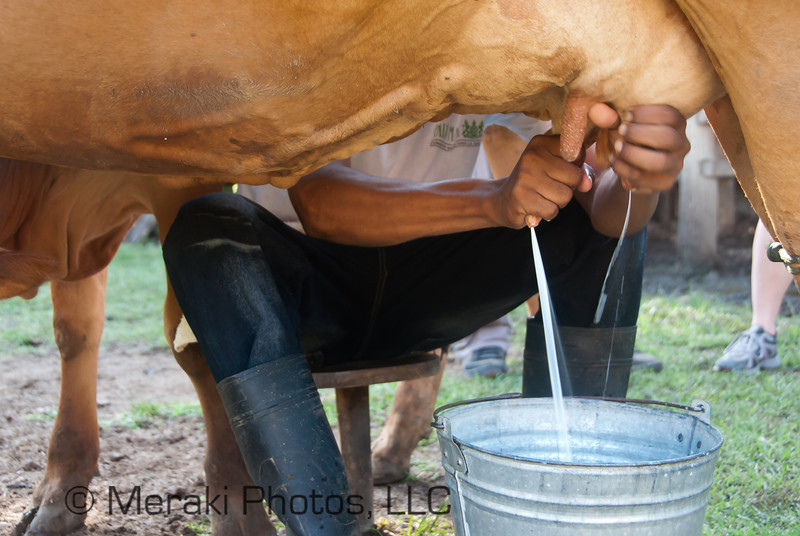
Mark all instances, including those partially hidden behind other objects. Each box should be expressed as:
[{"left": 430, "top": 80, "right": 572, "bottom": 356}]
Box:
[
  {"left": 463, "top": 345, "right": 507, "bottom": 378},
  {"left": 713, "top": 326, "right": 781, "bottom": 372}
]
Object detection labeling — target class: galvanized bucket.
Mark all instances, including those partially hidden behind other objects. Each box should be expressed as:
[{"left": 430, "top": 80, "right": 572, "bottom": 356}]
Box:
[{"left": 433, "top": 396, "right": 723, "bottom": 536}]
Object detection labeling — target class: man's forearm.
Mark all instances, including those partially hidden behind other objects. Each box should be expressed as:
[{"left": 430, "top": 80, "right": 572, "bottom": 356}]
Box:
[
  {"left": 580, "top": 169, "right": 659, "bottom": 237},
  {"left": 289, "top": 164, "right": 502, "bottom": 247}
]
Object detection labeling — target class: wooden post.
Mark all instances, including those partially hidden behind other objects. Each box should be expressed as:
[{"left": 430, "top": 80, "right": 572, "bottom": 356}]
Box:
[{"left": 677, "top": 111, "right": 736, "bottom": 262}]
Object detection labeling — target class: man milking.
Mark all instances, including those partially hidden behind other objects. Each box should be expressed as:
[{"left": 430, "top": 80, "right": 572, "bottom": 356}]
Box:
[{"left": 163, "top": 103, "right": 689, "bottom": 534}]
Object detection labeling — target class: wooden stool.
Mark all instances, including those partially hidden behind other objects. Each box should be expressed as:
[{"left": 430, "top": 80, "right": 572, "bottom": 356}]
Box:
[{"left": 311, "top": 352, "right": 442, "bottom": 532}]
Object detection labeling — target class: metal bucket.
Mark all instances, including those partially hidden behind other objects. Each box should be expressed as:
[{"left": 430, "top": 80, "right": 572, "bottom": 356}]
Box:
[{"left": 433, "top": 396, "right": 723, "bottom": 536}]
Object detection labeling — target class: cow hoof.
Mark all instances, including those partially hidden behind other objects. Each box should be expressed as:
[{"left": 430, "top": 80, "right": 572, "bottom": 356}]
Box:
[
  {"left": 372, "top": 456, "right": 409, "bottom": 485},
  {"left": 13, "top": 504, "right": 85, "bottom": 536}
]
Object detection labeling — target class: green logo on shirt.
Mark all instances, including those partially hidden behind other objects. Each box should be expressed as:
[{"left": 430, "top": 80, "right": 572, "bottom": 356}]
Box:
[
  {"left": 430, "top": 119, "right": 483, "bottom": 151},
  {"left": 461, "top": 119, "right": 484, "bottom": 139}
]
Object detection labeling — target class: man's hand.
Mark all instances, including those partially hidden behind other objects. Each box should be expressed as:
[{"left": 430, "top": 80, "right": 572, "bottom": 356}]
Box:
[
  {"left": 589, "top": 103, "right": 690, "bottom": 194},
  {"left": 489, "top": 134, "right": 592, "bottom": 229}
]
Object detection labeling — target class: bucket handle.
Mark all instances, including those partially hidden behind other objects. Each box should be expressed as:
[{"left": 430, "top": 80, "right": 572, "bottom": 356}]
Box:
[
  {"left": 432, "top": 394, "right": 712, "bottom": 429},
  {"left": 431, "top": 393, "right": 521, "bottom": 429},
  {"left": 581, "top": 397, "right": 712, "bottom": 423}
]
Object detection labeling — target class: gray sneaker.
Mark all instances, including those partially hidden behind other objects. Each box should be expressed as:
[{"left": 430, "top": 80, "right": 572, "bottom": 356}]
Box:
[
  {"left": 713, "top": 326, "right": 781, "bottom": 372},
  {"left": 463, "top": 345, "right": 507, "bottom": 378}
]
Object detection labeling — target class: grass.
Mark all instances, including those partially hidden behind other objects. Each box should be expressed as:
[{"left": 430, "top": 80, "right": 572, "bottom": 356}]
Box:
[
  {"left": 24, "top": 406, "right": 58, "bottom": 421},
  {"left": 102, "top": 243, "right": 172, "bottom": 348},
  {"left": 183, "top": 516, "right": 213, "bottom": 535},
  {"left": 105, "top": 400, "right": 203, "bottom": 429},
  {"left": 1, "top": 282, "right": 59, "bottom": 355},
  {"left": 632, "top": 292, "right": 800, "bottom": 535},
  {"left": 3, "top": 241, "right": 799, "bottom": 535},
  {"left": 0, "top": 242, "right": 168, "bottom": 357},
  {"left": 370, "top": 513, "right": 452, "bottom": 535}
]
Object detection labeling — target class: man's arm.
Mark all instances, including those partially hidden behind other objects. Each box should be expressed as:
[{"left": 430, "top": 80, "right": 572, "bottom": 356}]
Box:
[
  {"left": 480, "top": 122, "right": 660, "bottom": 237},
  {"left": 573, "top": 143, "right": 661, "bottom": 237},
  {"left": 289, "top": 166, "right": 501, "bottom": 246},
  {"left": 479, "top": 105, "right": 689, "bottom": 238},
  {"left": 288, "top": 135, "right": 588, "bottom": 247},
  {"left": 289, "top": 104, "right": 689, "bottom": 246}
]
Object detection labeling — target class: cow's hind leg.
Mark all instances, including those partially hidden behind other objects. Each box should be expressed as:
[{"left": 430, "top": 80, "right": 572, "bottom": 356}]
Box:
[
  {"left": 163, "top": 282, "right": 275, "bottom": 536},
  {"left": 372, "top": 357, "right": 446, "bottom": 484},
  {"left": 151, "top": 184, "right": 274, "bottom": 535},
  {"left": 16, "top": 271, "right": 106, "bottom": 536}
]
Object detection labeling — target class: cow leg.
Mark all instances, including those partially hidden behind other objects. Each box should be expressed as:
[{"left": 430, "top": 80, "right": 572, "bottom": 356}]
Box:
[
  {"left": 679, "top": 0, "right": 800, "bottom": 287},
  {"left": 17, "top": 271, "right": 105, "bottom": 536},
  {"left": 150, "top": 184, "right": 273, "bottom": 534},
  {"left": 704, "top": 96, "right": 800, "bottom": 287},
  {"left": 163, "top": 273, "right": 275, "bottom": 536},
  {"left": 146, "top": 183, "right": 272, "bottom": 534},
  {"left": 371, "top": 354, "right": 446, "bottom": 484}
]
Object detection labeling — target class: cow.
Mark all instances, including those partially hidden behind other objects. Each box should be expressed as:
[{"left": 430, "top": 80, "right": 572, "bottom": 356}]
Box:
[
  {"left": 0, "top": 1, "right": 722, "bottom": 179},
  {"left": 2, "top": 0, "right": 798, "bottom": 534},
  {"left": 0, "top": 162, "right": 276, "bottom": 535},
  {"left": 4, "top": 1, "right": 795, "bottom": 267}
]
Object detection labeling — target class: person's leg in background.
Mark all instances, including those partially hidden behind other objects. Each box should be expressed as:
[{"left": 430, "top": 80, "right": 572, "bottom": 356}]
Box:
[
  {"left": 714, "top": 219, "right": 793, "bottom": 372},
  {"left": 163, "top": 193, "right": 360, "bottom": 536},
  {"left": 450, "top": 314, "right": 514, "bottom": 377}
]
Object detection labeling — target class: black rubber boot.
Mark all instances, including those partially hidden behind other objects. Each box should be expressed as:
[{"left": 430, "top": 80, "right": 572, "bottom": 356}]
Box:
[
  {"left": 216, "top": 354, "right": 360, "bottom": 536},
  {"left": 522, "top": 228, "right": 646, "bottom": 398},
  {"left": 522, "top": 322, "right": 636, "bottom": 397}
]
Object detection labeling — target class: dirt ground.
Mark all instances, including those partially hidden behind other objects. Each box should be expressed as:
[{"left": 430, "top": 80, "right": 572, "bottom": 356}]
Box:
[
  {"left": 2, "top": 208, "right": 797, "bottom": 535},
  {"left": 0, "top": 341, "right": 449, "bottom": 536}
]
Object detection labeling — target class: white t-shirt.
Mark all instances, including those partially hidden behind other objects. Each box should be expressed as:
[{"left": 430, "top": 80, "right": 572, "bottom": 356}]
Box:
[
  {"left": 238, "top": 113, "right": 549, "bottom": 225},
  {"left": 352, "top": 113, "right": 548, "bottom": 182}
]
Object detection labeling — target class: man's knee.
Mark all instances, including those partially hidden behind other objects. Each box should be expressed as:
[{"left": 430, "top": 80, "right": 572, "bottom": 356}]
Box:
[
  {"left": 163, "top": 193, "right": 252, "bottom": 267},
  {"left": 170, "top": 192, "right": 251, "bottom": 237}
]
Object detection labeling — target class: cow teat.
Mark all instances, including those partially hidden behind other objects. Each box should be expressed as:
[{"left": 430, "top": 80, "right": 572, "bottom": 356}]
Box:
[{"left": 559, "top": 91, "right": 593, "bottom": 163}]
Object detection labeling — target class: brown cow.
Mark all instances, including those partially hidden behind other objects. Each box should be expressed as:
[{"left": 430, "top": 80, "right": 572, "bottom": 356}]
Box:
[
  {"left": 0, "top": 0, "right": 721, "bottom": 180},
  {"left": 2, "top": 161, "right": 442, "bottom": 535},
  {"left": 2, "top": 0, "right": 798, "bottom": 533},
  {"left": 4, "top": 1, "right": 797, "bottom": 274},
  {"left": 0, "top": 162, "right": 275, "bottom": 535}
]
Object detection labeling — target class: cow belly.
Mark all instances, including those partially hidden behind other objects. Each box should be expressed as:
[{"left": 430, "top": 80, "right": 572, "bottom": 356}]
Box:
[{"left": 1, "top": 0, "right": 721, "bottom": 185}]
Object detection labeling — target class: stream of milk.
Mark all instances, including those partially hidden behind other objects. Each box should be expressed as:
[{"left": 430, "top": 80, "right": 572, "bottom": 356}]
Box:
[
  {"left": 530, "top": 226, "right": 572, "bottom": 462},
  {"left": 529, "top": 190, "right": 632, "bottom": 462}
]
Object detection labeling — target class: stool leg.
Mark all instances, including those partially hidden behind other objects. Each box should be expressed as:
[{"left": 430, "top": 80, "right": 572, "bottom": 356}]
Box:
[{"left": 336, "top": 386, "right": 373, "bottom": 532}]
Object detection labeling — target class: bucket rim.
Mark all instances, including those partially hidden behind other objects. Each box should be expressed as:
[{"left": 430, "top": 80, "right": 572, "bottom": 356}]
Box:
[{"left": 434, "top": 395, "right": 724, "bottom": 468}]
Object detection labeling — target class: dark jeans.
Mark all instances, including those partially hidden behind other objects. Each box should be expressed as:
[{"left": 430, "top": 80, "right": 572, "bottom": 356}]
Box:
[{"left": 162, "top": 192, "right": 644, "bottom": 383}]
